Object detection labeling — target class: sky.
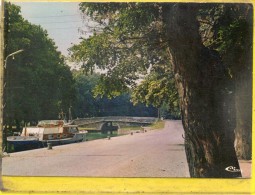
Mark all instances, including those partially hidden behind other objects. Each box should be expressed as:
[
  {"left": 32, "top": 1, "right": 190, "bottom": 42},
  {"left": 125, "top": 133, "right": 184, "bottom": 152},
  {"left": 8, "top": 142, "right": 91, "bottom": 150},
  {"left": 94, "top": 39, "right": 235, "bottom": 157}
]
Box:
[{"left": 13, "top": 2, "right": 88, "bottom": 57}]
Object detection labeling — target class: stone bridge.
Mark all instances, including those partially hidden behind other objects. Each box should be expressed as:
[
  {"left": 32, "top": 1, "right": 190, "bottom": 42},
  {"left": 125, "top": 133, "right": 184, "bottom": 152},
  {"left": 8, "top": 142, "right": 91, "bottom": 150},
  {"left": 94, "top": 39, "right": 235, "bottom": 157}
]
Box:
[{"left": 73, "top": 116, "right": 158, "bottom": 133}]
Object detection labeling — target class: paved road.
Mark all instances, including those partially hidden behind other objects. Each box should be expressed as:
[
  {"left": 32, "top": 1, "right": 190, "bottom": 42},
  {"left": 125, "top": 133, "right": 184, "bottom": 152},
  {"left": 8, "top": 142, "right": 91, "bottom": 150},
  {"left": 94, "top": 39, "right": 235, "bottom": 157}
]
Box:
[{"left": 2, "top": 120, "right": 190, "bottom": 177}]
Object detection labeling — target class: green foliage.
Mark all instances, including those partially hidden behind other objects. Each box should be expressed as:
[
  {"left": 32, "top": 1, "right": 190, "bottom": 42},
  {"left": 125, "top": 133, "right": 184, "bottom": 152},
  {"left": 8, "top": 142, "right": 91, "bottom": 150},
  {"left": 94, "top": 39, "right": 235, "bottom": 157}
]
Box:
[
  {"left": 131, "top": 64, "right": 180, "bottom": 118},
  {"left": 69, "top": 3, "right": 179, "bottom": 116},
  {"left": 69, "top": 3, "right": 166, "bottom": 92},
  {"left": 216, "top": 19, "right": 248, "bottom": 53},
  {"left": 72, "top": 71, "right": 100, "bottom": 117},
  {"left": 198, "top": 4, "right": 252, "bottom": 75},
  {"left": 4, "top": 3, "right": 75, "bottom": 126},
  {"left": 92, "top": 75, "right": 129, "bottom": 98}
]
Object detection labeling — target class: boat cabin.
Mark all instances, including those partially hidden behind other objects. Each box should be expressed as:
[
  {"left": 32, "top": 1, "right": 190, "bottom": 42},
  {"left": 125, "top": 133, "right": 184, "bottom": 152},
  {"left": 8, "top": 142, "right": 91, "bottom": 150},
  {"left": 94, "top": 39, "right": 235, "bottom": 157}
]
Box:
[{"left": 21, "top": 120, "right": 79, "bottom": 141}]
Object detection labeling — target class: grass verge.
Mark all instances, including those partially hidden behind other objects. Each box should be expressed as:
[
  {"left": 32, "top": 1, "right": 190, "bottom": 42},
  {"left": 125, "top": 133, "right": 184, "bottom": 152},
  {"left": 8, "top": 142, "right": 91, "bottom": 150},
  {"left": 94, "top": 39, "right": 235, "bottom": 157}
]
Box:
[
  {"left": 148, "top": 120, "right": 165, "bottom": 130},
  {"left": 118, "top": 120, "right": 165, "bottom": 132},
  {"left": 85, "top": 132, "right": 119, "bottom": 141}
]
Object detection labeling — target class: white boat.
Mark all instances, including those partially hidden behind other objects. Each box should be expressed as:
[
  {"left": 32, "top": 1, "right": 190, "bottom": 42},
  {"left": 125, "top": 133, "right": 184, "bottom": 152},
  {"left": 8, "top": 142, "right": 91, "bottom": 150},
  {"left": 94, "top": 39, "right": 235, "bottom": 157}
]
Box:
[{"left": 7, "top": 120, "right": 87, "bottom": 151}]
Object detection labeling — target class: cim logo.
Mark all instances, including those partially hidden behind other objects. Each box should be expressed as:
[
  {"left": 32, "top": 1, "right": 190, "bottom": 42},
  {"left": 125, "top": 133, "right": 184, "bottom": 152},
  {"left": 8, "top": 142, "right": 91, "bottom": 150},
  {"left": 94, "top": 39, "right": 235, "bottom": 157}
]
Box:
[{"left": 225, "top": 166, "right": 241, "bottom": 173}]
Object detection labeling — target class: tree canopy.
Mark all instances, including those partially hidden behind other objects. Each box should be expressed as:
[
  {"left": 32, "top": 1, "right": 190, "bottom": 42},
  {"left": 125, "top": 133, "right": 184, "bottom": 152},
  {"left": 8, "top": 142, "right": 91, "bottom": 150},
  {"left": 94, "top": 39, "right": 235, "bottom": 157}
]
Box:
[
  {"left": 70, "top": 4, "right": 163, "bottom": 86},
  {"left": 69, "top": 3, "right": 180, "bottom": 116},
  {"left": 69, "top": 3, "right": 252, "bottom": 96}
]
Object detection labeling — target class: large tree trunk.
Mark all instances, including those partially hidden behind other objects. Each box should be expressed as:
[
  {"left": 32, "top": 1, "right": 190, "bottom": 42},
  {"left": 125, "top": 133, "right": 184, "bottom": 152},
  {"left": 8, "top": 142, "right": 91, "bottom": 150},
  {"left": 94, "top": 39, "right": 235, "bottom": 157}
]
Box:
[
  {"left": 233, "top": 6, "right": 252, "bottom": 160},
  {"left": 162, "top": 4, "right": 241, "bottom": 177},
  {"left": 235, "top": 71, "right": 252, "bottom": 160},
  {"left": 234, "top": 35, "right": 252, "bottom": 160}
]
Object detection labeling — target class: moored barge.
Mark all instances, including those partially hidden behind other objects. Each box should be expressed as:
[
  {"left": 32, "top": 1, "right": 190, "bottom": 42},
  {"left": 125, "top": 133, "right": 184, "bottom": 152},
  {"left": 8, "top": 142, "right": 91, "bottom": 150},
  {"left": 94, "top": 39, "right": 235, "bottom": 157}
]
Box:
[{"left": 7, "top": 120, "right": 87, "bottom": 151}]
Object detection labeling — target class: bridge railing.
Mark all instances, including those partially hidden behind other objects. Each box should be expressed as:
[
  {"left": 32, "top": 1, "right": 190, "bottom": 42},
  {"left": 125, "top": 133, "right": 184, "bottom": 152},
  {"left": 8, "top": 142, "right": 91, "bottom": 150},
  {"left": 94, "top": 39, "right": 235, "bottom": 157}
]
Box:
[{"left": 73, "top": 116, "right": 158, "bottom": 126}]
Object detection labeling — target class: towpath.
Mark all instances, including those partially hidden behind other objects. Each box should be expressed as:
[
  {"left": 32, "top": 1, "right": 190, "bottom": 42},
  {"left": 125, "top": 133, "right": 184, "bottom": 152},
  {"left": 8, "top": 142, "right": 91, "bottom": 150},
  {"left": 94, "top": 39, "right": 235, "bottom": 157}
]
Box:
[{"left": 2, "top": 120, "right": 190, "bottom": 177}]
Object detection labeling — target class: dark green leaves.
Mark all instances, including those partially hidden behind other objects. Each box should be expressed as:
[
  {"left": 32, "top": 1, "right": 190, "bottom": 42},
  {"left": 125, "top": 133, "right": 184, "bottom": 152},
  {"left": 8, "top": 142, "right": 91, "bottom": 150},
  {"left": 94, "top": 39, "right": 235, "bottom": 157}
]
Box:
[{"left": 4, "top": 3, "right": 75, "bottom": 124}]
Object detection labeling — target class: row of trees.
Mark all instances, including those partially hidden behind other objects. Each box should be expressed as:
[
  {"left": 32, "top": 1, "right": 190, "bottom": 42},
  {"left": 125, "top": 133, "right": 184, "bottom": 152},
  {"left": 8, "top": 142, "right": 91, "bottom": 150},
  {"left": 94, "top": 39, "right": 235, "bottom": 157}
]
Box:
[
  {"left": 4, "top": 3, "right": 75, "bottom": 129},
  {"left": 69, "top": 3, "right": 252, "bottom": 177}
]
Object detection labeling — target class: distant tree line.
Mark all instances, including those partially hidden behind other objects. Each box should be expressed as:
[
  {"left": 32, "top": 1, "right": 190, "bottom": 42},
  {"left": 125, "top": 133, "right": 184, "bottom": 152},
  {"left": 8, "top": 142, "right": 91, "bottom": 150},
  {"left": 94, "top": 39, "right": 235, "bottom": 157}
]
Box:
[{"left": 72, "top": 71, "right": 159, "bottom": 118}]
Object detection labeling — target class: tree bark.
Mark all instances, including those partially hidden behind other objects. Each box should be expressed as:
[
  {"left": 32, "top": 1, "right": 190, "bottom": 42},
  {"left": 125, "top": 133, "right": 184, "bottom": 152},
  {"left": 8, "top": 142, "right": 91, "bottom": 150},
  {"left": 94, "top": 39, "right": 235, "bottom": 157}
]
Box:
[
  {"left": 233, "top": 5, "right": 252, "bottom": 160},
  {"left": 235, "top": 71, "right": 252, "bottom": 160},
  {"left": 233, "top": 37, "right": 252, "bottom": 160},
  {"left": 162, "top": 4, "right": 241, "bottom": 177}
]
